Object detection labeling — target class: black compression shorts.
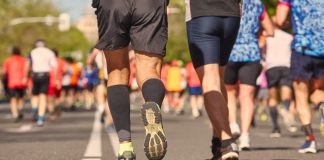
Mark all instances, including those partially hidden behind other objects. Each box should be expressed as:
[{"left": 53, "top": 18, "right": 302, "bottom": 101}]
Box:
[
  {"left": 93, "top": 0, "right": 168, "bottom": 56},
  {"left": 224, "top": 61, "right": 262, "bottom": 86},
  {"left": 187, "top": 16, "right": 240, "bottom": 68}
]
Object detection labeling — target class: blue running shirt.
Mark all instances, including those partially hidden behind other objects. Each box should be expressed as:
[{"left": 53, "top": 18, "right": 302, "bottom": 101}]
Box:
[
  {"left": 279, "top": 0, "right": 324, "bottom": 57},
  {"left": 229, "top": 0, "right": 265, "bottom": 62}
]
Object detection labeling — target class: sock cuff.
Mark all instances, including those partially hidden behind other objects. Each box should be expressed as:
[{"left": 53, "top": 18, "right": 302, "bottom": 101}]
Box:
[
  {"left": 142, "top": 78, "right": 164, "bottom": 87},
  {"left": 38, "top": 116, "right": 45, "bottom": 121},
  {"left": 107, "top": 84, "right": 129, "bottom": 89},
  {"left": 221, "top": 138, "right": 235, "bottom": 148}
]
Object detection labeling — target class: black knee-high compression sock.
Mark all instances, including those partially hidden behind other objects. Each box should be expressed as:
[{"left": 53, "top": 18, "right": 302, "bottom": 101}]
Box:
[
  {"left": 107, "top": 85, "right": 131, "bottom": 142},
  {"left": 142, "top": 79, "right": 165, "bottom": 108},
  {"left": 269, "top": 107, "right": 279, "bottom": 129},
  {"left": 211, "top": 137, "right": 221, "bottom": 157}
]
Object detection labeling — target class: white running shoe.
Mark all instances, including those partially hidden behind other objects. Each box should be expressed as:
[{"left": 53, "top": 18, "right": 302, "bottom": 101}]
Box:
[
  {"left": 278, "top": 104, "right": 297, "bottom": 132},
  {"left": 239, "top": 133, "right": 250, "bottom": 151},
  {"left": 298, "top": 140, "right": 317, "bottom": 154},
  {"left": 192, "top": 108, "right": 200, "bottom": 119},
  {"left": 230, "top": 123, "right": 241, "bottom": 139},
  {"left": 37, "top": 120, "right": 44, "bottom": 127}
]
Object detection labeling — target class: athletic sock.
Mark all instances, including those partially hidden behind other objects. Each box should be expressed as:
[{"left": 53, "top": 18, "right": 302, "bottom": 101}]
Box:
[
  {"left": 98, "top": 104, "right": 104, "bottom": 114},
  {"left": 269, "top": 107, "right": 279, "bottom": 129},
  {"left": 31, "top": 107, "right": 38, "bottom": 114},
  {"left": 142, "top": 79, "right": 165, "bottom": 108},
  {"left": 37, "top": 115, "right": 45, "bottom": 122},
  {"left": 302, "top": 124, "right": 315, "bottom": 141},
  {"left": 118, "top": 142, "right": 134, "bottom": 155},
  {"left": 221, "top": 138, "right": 235, "bottom": 148},
  {"left": 107, "top": 85, "right": 131, "bottom": 142},
  {"left": 282, "top": 100, "right": 291, "bottom": 110}
]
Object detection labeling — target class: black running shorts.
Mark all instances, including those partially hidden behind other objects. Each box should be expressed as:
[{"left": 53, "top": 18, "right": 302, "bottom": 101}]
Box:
[
  {"left": 266, "top": 67, "right": 292, "bottom": 88},
  {"left": 290, "top": 52, "right": 324, "bottom": 80},
  {"left": 93, "top": 0, "right": 168, "bottom": 56},
  {"left": 9, "top": 88, "right": 25, "bottom": 98},
  {"left": 32, "top": 72, "right": 50, "bottom": 95},
  {"left": 224, "top": 61, "right": 262, "bottom": 86}
]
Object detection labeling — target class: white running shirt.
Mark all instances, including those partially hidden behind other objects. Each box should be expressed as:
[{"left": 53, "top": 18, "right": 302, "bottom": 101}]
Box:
[
  {"left": 30, "top": 47, "right": 57, "bottom": 73},
  {"left": 266, "top": 29, "right": 293, "bottom": 69}
]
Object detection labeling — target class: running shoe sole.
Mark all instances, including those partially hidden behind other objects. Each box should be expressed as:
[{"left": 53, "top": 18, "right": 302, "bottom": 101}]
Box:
[
  {"left": 220, "top": 152, "right": 239, "bottom": 160},
  {"left": 141, "top": 102, "right": 167, "bottom": 160},
  {"left": 221, "top": 157, "right": 239, "bottom": 160},
  {"left": 117, "top": 151, "right": 136, "bottom": 160},
  {"left": 270, "top": 133, "right": 281, "bottom": 138},
  {"left": 239, "top": 146, "right": 250, "bottom": 151},
  {"left": 298, "top": 148, "right": 317, "bottom": 154}
]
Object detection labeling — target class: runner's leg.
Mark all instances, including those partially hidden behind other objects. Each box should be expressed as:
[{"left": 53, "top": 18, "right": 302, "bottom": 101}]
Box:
[
  {"left": 135, "top": 51, "right": 167, "bottom": 159},
  {"left": 226, "top": 85, "right": 240, "bottom": 137},
  {"left": 10, "top": 96, "right": 18, "bottom": 120},
  {"left": 268, "top": 87, "right": 280, "bottom": 137}
]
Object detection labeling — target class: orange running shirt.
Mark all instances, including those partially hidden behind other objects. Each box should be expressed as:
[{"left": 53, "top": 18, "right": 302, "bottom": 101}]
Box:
[
  {"left": 70, "top": 63, "right": 81, "bottom": 86},
  {"left": 3, "top": 55, "right": 27, "bottom": 89}
]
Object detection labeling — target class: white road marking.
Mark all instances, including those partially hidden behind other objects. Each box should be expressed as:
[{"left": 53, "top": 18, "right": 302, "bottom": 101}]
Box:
[
  {"left": 82, "top": 111, "right": 102, "bottom": 160},
  {"left": 0, "top": 114, "right": 12, "bottom": 120},
  {"left": 3, "top": 124, "right": 42, "bottom": 133},
  {"left": 105, "top": 125, "right": 119, "bottom": 157}
]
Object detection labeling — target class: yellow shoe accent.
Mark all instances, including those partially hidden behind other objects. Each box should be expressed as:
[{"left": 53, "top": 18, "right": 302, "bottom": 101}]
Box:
[{"left": 119, "top": 142, "right": 134, "bottom": 156}]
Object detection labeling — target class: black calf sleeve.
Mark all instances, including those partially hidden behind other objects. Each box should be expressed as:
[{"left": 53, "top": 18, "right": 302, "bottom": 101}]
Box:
[
  {"left": 282, "top": 100, "right": 291, "bottom": 110},
  {"left": 142, "top": 79, "right": 165, "bottom": 107},
  {"left": 107, "top": 85, "right": 131, "bottom": 142},
  {"left": 269, "top": 107, "right": 279, "bottom": 129}
]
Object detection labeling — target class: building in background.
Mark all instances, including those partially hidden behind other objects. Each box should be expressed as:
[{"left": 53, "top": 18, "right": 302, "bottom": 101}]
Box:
[{"left": 76, "top": 7, "right": 98, "bottom": 43}]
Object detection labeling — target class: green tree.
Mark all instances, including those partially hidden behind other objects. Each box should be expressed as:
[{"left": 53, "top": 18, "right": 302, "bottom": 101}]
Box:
[
  {"left": 0, "top": 0, "right": 91, "bottom": 64},
  {"left": 263, "top": 0, "right": 279, "bottom": 16},
  {"left": 165, "top": 1, "right": 190, "bottom": 63}
]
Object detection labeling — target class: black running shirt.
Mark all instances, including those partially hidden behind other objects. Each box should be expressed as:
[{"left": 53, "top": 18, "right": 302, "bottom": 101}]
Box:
[{"left": 185, "top": 0, "right": 241, "bottom": 21}]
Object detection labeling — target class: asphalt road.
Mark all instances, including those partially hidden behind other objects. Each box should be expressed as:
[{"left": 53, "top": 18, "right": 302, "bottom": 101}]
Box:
[{"left": 0, "top": 103, "right": 324, "bottom": 160}]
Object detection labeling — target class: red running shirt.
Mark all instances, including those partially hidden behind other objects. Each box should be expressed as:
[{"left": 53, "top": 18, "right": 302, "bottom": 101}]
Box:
[
  {"left": 3, "top": 55, "right": 27, "bottom": 89},
  {"left": 49, "top": 58, "right": 66, "bottom": 87}
]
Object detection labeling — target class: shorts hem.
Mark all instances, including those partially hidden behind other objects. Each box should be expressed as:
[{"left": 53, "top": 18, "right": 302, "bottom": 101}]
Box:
[{"left": 132, "top": 48, "right": 166, "bottom": 57}]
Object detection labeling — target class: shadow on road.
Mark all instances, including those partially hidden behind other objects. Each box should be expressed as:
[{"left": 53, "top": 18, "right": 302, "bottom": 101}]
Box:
[{"left": 249, "top": 146, "right": 296, "bottom": 151}]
